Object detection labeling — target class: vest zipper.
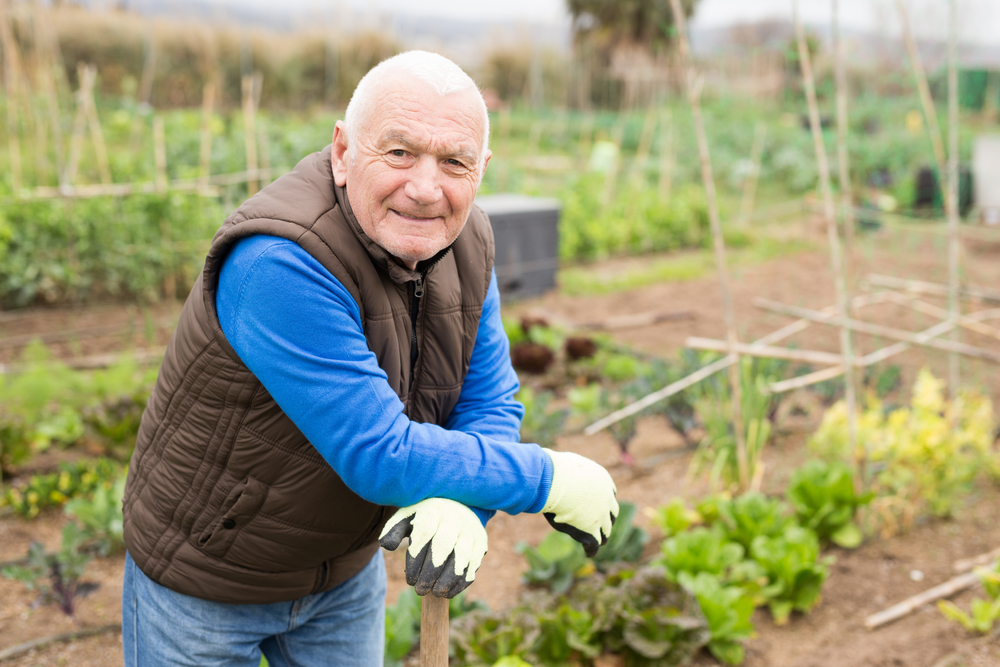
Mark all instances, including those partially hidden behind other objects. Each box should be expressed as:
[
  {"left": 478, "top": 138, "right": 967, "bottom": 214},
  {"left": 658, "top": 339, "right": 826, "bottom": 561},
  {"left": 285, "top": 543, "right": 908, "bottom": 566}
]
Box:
[{"left": 408, "top": 274, "right": 424, "bottom": 391}]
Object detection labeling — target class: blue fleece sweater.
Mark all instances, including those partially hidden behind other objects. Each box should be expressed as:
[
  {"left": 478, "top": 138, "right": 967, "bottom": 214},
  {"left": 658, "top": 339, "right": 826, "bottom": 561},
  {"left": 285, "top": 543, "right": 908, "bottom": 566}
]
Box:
[{"left": 216, "top": 235, "right": 553, "bottom": 525}]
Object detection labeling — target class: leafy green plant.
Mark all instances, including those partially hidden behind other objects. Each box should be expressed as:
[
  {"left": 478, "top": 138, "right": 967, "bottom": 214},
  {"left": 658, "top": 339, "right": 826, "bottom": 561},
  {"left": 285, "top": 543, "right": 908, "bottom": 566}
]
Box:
[
  {"left": 939, "top": 565, "right": 1000, "bottom": 634},
  {"left": 786, "top": 459, "right": 872, "bottom": 548},
  {"left": 516, "top": 387, "right": 567, "bottom": 449},
  {"left": 650, "top": 498, "right": 701, "bottom": 538},
  {"left": 64, "top": 472, "right": 127, "bottom": 556},
  {"left": 749, "top": 525, "right": 831, "bottom": 624},
  {"left": 1, "top": 458, "right": 123, "bottom": 519},
  {"left": 384, "top": 588, "right": 421, "bottom": 667},
  {"left": 658, "top": 524, "right": 745, "bottom": 583},
  {"left": 592, "top": 500, "right": 648, "bottom": 569},
  {"left": 712, "top": 491, "right": 794, "bottom": 554},
  {"left": 810, "top": 369, "right": 996, "bottom": 535},
  {"left": 1, "top": 522, "right": 93, "bottom": 616},
  {"left": 517, "top": 531, "right": 590, "bottom": 594},
  {"left": 677, "top": 572, "right": 756, "bottom": 665}
]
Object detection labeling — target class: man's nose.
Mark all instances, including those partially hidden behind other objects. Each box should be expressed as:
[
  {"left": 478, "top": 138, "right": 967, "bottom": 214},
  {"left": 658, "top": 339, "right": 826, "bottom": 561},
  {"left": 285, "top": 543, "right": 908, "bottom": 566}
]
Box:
[{"left": 404, "top": 156, "right": 442, "bottom": 205}]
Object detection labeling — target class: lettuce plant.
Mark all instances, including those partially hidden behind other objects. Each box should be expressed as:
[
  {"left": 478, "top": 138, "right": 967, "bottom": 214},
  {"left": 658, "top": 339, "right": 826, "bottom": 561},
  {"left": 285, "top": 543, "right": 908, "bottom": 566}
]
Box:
[
  {"left": 750, "top": 525, "right": 831, "bottom": 624},
  {"left": 786, "top": 459, "right": 872, "bottom": 548}
]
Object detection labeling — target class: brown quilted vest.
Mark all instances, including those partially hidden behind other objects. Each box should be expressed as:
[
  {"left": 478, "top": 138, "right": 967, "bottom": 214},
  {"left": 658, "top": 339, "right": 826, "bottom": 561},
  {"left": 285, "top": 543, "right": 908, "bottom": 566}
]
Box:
[{"left": 122, "top": 146, "right": 495, "bottom": 604}]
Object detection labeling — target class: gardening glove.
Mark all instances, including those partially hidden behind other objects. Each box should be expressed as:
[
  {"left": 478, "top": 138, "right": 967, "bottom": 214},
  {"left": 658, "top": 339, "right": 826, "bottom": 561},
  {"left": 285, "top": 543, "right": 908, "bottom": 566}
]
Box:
[
  {"left": 541, "top": 449, "right": 619, "bottom": 557},
  {"left": 379, "top": 498, "right": 488, "bottom": 599}
]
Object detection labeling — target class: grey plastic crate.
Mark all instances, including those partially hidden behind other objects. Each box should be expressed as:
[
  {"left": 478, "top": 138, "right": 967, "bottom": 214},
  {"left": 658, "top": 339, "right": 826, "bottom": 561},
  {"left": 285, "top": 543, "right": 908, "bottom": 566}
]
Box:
[{"left": 476, "top": 194, "right": 561, "bottom": 301}]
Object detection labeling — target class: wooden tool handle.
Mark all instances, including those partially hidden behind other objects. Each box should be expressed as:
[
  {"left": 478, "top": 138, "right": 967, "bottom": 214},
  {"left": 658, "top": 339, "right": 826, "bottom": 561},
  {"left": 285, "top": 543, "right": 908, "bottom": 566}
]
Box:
[{"left": 420, "top": 594, "right": 449, "bottom": 667}]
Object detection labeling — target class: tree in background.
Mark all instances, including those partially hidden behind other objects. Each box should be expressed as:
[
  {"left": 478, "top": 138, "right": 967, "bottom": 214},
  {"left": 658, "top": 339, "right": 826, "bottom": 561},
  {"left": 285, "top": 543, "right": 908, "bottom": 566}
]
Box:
[{"left": 565, "top": 0, "right": 700, "bottom": 109}]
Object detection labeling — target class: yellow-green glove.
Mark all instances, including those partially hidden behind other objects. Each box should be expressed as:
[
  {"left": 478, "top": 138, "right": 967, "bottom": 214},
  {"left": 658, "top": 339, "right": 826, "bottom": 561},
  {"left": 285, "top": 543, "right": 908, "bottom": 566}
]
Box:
[
  {"left": 379, "top": 498, "right": 488, "bottom": 598},
  {"left": 541, "top": 449, "right": 619, "bottom": 557}
]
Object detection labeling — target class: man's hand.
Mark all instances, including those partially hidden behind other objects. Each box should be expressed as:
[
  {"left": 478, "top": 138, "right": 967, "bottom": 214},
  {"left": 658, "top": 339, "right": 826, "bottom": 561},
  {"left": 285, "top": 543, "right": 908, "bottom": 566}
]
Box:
[
  {"left": 541, "top": 450, "right": 619, "bottom": 557},
  {"left": 379, "top": 498, "right": 488, "bottom": 598}
]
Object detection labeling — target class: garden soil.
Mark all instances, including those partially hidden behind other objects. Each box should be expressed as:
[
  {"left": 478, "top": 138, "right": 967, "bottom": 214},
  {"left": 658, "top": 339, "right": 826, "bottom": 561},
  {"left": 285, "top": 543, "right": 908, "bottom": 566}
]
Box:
[{"left": 2, "top": 217, "right": 1000, "bottom": 666}]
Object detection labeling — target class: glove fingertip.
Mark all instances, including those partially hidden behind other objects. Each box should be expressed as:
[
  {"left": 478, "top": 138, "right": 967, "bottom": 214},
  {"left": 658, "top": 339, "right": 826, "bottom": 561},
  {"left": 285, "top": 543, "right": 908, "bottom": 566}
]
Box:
[{"left": 379, "top": 519, "right": 411, "bottom": 551}]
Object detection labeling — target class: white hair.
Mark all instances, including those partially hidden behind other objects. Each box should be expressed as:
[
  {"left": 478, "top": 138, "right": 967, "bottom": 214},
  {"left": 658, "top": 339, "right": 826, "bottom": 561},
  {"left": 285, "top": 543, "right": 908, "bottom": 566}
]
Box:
[{"left": 343, "top": 50, "right": 490, "bottom": 165}]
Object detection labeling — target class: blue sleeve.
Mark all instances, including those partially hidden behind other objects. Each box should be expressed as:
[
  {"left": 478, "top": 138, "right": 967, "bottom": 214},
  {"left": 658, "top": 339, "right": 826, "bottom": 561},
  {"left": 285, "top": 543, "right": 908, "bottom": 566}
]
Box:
[
  {"left": 444, "top": 271, "right": 525, "bottom": 524},
  {"left": 216, "top": 235, "right": 553, "bottom": 520}
]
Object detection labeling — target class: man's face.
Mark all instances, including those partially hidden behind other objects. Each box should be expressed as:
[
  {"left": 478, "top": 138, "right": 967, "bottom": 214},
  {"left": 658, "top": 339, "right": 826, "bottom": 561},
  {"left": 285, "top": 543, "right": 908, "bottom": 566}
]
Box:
[{"left": 331, "top": 77, "right": 491, "bottom": 269}]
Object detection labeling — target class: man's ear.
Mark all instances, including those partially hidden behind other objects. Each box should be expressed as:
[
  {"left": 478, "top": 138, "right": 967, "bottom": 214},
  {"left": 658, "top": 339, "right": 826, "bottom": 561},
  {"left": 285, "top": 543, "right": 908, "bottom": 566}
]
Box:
[
  {"left": 331, "top": 121, "right": 349, "bottom": 187},
  {"left": 478, "top": 150, "right": 492, "bottom": 187}
]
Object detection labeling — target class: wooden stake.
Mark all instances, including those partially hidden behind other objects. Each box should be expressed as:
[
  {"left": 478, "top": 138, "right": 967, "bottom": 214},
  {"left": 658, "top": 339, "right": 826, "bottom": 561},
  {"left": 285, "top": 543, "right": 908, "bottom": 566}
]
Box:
[
  {"left": 129, "top": 25, "right": 156, "bottom": 154},
  {"left": 754, "top": 297, "right": 1000, "bottom": 364},
  {"left": 794, "top": 0, "right": 860, "bottom": 476},
  {"left": 946, "top": 0, "right": 961, "bottom": 397},
  {"left": 686, "top": 337, "right": 845, "bottom": 366},
  {"left": 736, "top": 121, "right": 767, "bottom": 229},
  {"left": 198, "top": 79, "right": 215, "bottom": 188},
  {"left": 865, "top": 273, "right": 1000, "bottom": 305},
  {"left": 955, "top": 548, "right": 1000, "bottom": 574},
  {"left": 0, "top": 0, "right": 23, "bottom": 192},
  {"left": 878, "top": 290, "right": 1000, "bottom": 342},
  {"left": 242, "top": 73, "right": 259, "bottom": 196},
  {"left": 629, "top": 104, "right": 658, "bottom": 184},
  {"left": 669, "top": 0, "right": 748, "bottom": 489},
  {"left": 600, "top": 114, "right": 627, "bottom": 211},
  {"left": 420, "top": 595, "right": 449, "bottom": 667},
  {"left": 658, "top": 108, "right": 674, "bottom": 202},
  {"left": 865, "top": 569, "right": 983, "bottom": 630},
  {"left": 833, "top": 0, "right": 857, "bottom": 298},
  {"left": 80, "top": 64, "right": 111, "bottom": 185},
  {"left": 32, "top": 0, "right": 63, "bottom": 176},
  {"left": 577, "top": 111, "right": 594, "bottom": 170},
  {"left": 153, "top": 115, "right": 167, "bottom": 192},
  {"left": 894, "top": 0, "right": 948, "bottom": 208},
  {"left": 62, "top": 65, "right": 94, "bottom": 190}
]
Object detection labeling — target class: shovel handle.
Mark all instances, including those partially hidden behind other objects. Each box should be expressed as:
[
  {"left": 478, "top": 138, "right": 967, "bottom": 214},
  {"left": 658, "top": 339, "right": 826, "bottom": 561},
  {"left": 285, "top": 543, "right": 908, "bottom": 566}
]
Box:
[{"left": 420, "top": 594, "right": 450, "bottom": 666}]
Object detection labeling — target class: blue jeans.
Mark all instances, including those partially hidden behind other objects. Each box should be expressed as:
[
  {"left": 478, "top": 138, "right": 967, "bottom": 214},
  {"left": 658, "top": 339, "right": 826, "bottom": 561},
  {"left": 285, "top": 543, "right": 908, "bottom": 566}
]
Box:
[{"left": 122, "top": 551, "right": 386, "bottom": 667}]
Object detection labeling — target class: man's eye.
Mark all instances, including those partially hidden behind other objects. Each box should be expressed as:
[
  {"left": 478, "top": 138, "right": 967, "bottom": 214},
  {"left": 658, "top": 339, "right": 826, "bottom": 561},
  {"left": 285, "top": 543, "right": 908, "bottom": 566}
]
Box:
[{"left": 390, "top": 149, "right": 407, "bottom": 157}]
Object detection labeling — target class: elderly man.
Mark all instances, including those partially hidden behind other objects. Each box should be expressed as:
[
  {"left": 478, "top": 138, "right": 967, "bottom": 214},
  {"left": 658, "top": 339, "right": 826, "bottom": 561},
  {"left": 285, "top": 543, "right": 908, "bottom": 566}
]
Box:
[{"left": 120, "top": 51, "right": 617, "bottom": 667}]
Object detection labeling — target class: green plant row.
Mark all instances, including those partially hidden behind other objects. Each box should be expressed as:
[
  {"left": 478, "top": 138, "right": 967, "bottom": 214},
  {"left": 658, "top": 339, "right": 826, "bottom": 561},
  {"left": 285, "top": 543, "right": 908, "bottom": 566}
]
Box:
[{"left": 1, "top": 458, "right": 123, "bottom": 519}]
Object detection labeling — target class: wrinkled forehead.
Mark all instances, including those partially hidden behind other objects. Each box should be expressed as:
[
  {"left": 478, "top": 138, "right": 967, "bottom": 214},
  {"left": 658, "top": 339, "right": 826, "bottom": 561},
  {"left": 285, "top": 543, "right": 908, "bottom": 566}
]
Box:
[{"left": 361, "top": 75, "right": 487, "bottom": 155}]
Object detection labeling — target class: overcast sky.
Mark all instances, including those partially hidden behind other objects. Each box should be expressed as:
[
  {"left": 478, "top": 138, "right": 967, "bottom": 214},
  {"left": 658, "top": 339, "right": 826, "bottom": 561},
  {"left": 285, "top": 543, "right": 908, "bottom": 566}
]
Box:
[{"left": 267, "top": 0, "right": 998, "bottom": 46}]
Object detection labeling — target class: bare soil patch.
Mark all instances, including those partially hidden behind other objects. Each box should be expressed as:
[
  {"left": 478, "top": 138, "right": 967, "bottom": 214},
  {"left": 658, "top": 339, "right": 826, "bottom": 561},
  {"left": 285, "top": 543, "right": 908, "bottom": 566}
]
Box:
[{"left": 2, "top": 220, "right": 1000, "bottom": 665}]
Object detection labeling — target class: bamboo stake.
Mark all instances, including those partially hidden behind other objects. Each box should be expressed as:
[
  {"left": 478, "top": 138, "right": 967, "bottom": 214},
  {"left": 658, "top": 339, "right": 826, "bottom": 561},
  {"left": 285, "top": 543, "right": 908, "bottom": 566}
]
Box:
[
  {"left": 198, "top": 79, "right": 216, "bottom": 188},
  {"left": 754, "top": 297, "right": 1000, "bottom": 363},
  {"left": 794, "top": 0, "right": 859, "bottom": 477},
  {"left": 833, "top": 0, "right": 857, "bottom": 299},
  {"left": 955, "top": 548, "right": 1000, "bottom": 574},
  {"left": 32, "top": 0, "right": 62, "bottom": 176},
  {"left": 0, "top": 0, "right": 23, "bottom": 192},
  {"left": 865, "top": 273, "right": 1000, "bottom": 305},
  {"left": 577, "top": 111, "right": 594, "bottom": 170},
  {"left": 24, "top": 167, "right": 272, "bottom": 200},
  {"left": 600, "top": 114, "right": 627, "bottom": 210},
  {"left": 878, "top": 290, "right": 1000, "bottom": 342},
  {"left": 629, "top": 104, "right": 658, "bottom": 184},
  {"left": 0, "top": 623, "right": 122, "bottom": 662},
  {"left": 946, "top": 0, "right": 961, "bottom": 397},
  {"left": 736, "top": 121, "right": 767, "bottom": 229},
  {"left": 242, "top": 73, "right": 259, "bottom": 196},
  {"left": 153, "top": 115, "right": 167, "bottom": 192},
  {"left": 686, "top": 337, "right": 845, "bottom": 366},
  {"left": 657, "top": 108, "right": 674, "bottom": 202},
  {"left": 894, "top": 0, "right": 948, "bottom": 209},
  {"left": 62, "top": 65, "right": 94, "bottom": 190},
  {"left": 584, "top": 318, "right": 810, "bottom": 436},
  {"left": 129, "top": 25, "right": 156, "bottom": 154},
  {"left": 80, "top": 64, "right": 111, "bottom": 185},
  {"left": 865, "top": 569, "right": 982, "bottom": 630},
  {"left": 764, "top": 318, "right": 956, "bottom": 395}
]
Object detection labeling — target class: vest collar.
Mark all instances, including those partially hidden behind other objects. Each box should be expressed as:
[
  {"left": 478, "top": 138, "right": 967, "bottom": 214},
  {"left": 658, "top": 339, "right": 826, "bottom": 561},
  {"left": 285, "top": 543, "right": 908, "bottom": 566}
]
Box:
[{"left": 330, "top": 162, "right": 453, "bottom": 286}]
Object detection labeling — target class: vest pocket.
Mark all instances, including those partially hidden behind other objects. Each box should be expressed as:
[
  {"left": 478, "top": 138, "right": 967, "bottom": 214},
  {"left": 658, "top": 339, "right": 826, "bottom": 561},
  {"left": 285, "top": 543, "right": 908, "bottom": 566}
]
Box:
[{"left": 197, "top": 476, "right": 268, "bottom": 558}]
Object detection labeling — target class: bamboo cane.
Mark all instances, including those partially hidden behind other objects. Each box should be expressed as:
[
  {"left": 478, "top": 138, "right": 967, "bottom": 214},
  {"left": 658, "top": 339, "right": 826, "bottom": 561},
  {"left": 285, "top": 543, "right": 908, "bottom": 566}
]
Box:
[
  {"left": 80, "top": 64, "right": 111, "bottom": 185},
  {"left": 894, "top": 0, "right": 949, "bottom": 208},
  {"left": 600, "top": 114, "right": 627, "bottom": 211},
  {"left": 833, "top": 0, "right": 857, "bottom": 301},
  {"left": 0, "top": 0, "right": 23, "bottom": 192},
  {"left": 242, "top": 73, "right": 259, "bottom": 196},
  {"left": 865, "top": 273, "right": 1000, "bottom": 305},
  {"left": 754, "top": 297, "right": 1000, "bottom": 363},
  {"left": 129, "top": 25, "right": 156, "bottom": 154},
  {"left": 657, "top": 108, "right": 674, "bottom": 202},
  {"left": 946, "top": 0, "right": 961, "bottom": 397},
  {"left": 31, "top": 0, "right": 62, "bottom": 176},
  {"left": 865, "top": 569, "right": 984, "bottom": 630},
  {"left": 736, "top": 121, "right": 767, "bottom": 229},
  {"left": 153, "top": 115, "right": 167, "bottom": 192},
  {"left": 62, "top": 65, "right": 93, "bottom": 190},
  {"left": 878, "top": 290, "right": 1000, "bottom": 342},
  {"left": 198, "top": 79, "right": 216, "bottom": 188},
  {"left": 577, "top": 111, "right": 594, "bottom": 171},
  {"left": 686, "top": 338, "right": 845, "bottom": 366},
  {"left": 420, "top": 595, "right": 449, "bottom": 667},
  {"left": 669, "top": 0, "right": 748, "bottom": 489},
  {"left": 793, "top": 0, "right": 860, "bottom": 479}
]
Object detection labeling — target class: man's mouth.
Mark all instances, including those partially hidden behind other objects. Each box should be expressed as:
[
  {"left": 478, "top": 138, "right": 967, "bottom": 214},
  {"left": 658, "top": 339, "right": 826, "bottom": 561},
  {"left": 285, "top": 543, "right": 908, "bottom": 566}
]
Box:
[{"left": 391, "top": 209, "right": 442, "bottom": 222}]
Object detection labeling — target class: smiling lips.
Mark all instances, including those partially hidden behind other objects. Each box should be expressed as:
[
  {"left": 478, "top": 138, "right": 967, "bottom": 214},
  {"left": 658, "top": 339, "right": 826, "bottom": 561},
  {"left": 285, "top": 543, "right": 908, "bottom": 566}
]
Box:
[{"left": 390, "top": 208, "right": 445, "bottom": 223}]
